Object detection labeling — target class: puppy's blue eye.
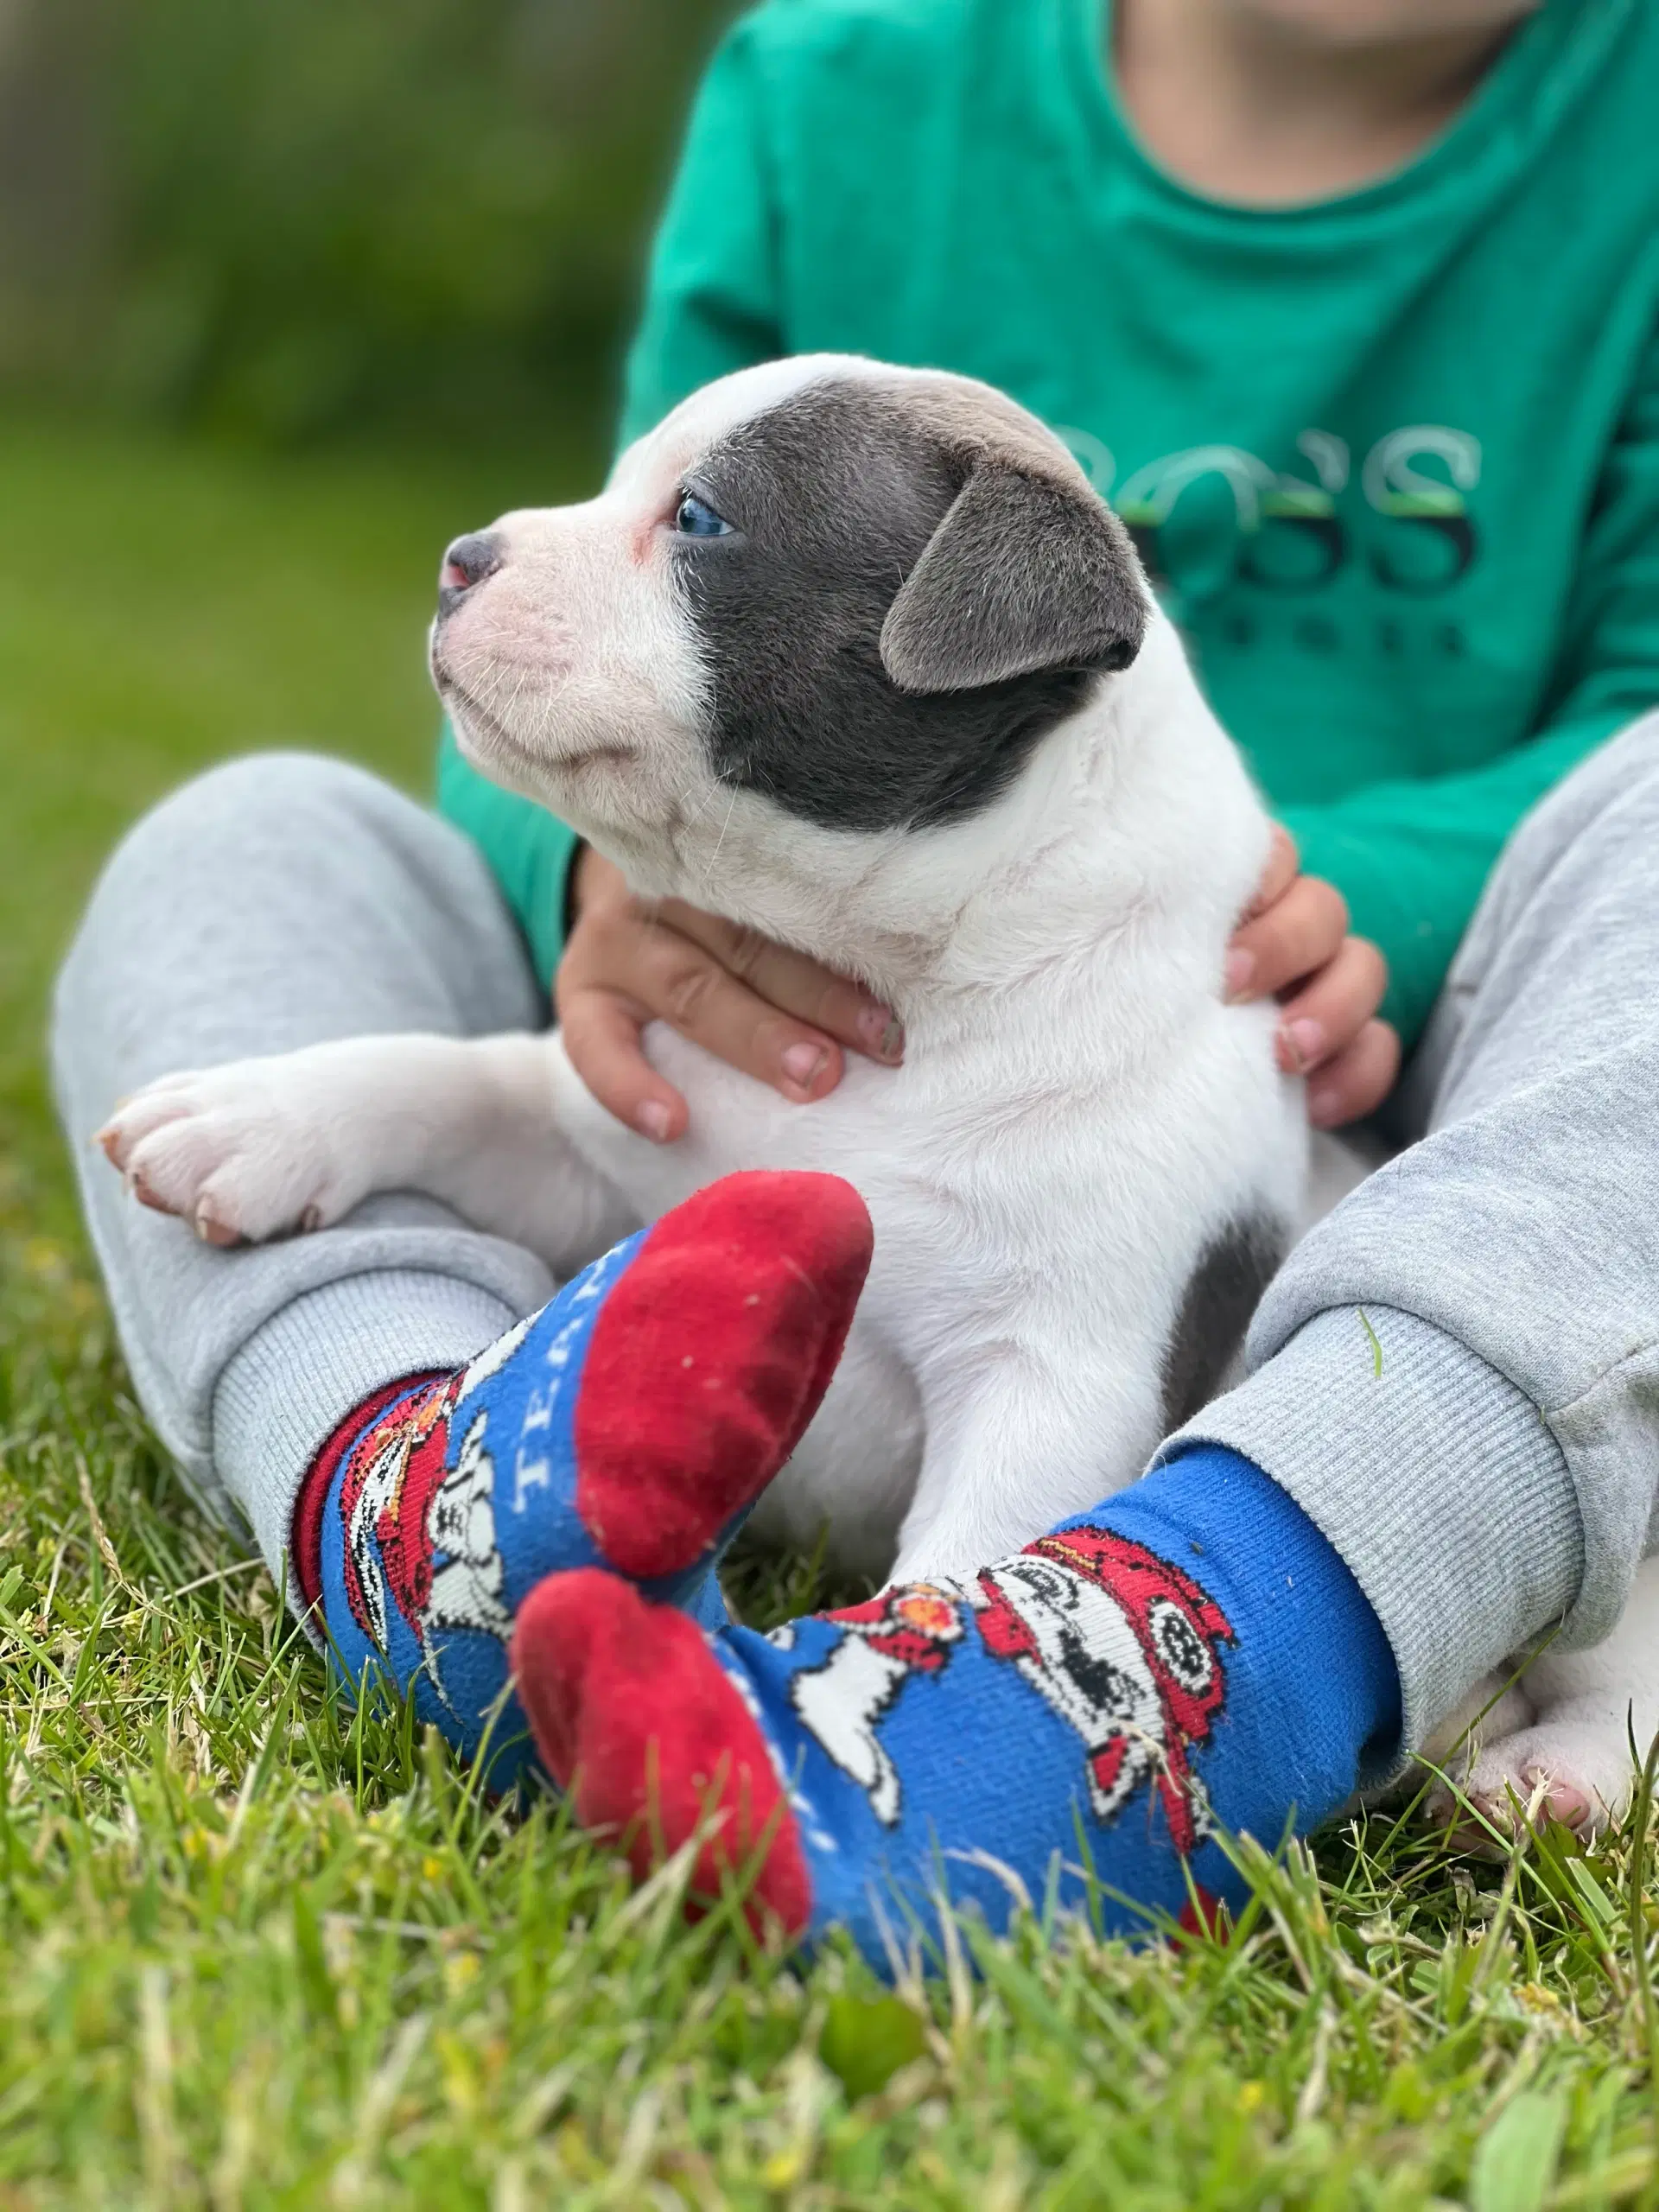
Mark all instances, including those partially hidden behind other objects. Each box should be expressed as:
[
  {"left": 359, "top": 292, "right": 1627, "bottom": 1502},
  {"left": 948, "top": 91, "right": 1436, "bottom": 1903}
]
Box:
[{"left": 673, "top": 493, "right": 733, "bottom": 538}]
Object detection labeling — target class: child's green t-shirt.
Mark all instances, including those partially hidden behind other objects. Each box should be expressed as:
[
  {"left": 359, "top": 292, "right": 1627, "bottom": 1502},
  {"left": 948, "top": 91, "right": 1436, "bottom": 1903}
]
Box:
[{"left": 437, "top": 0, "right": 1659, "bottom": 1047}]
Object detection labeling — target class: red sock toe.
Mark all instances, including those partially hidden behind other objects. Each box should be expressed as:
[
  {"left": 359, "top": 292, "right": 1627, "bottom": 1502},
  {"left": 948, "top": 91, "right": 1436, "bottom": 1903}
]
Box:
[
  {"left": 575, "top": 1171, "right": 873, "bottom": 1579},
  {"left": 512, "top": 1569, "right": 812, "bottom": 1938}
]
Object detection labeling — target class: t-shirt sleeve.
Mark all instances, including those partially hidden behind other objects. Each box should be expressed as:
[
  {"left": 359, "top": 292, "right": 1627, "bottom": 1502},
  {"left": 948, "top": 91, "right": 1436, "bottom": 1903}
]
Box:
[
  {"left": 435, "top": 21, "right": 785, "bottom": 984},
  {"left": 1282, "top": 327, "right": 1659, "bottom": 1054},
  {"left": 618, "top": 18, "right": 786, "bottom": 447},
  {"left": 435, "top": 721, "right": 580, "bottom": 988}
]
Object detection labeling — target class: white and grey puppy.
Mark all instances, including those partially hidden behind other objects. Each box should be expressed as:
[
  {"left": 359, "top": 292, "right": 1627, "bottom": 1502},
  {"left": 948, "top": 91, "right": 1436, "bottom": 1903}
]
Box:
[
  {"left": 102, "top": 353, "right": 1659, "bottom": 1834},
  {"left": 102, "top": 355, "right": 1306, "bottom": 1583}
]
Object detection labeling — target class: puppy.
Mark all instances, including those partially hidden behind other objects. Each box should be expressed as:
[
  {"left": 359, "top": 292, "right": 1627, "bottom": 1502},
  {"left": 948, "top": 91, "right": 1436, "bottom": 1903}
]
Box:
[
  {"left": 103, "top": 356, "right": 1302, "bottom": 1575},
  {"left": 99, "top": 355, "right": 1659, "bottom": 1832}
]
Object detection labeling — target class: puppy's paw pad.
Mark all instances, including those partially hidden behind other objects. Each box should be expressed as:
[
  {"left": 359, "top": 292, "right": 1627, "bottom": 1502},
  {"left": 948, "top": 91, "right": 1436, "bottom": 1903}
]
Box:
[
  {"left": 1427, "top": 1788, "right": 1516, "bottom": 1859},
  {"left": 1433, "top": 1725, "right": 1625, "bottom": 1849},
  {"left": 1521, "top": 1771, "right": 1593, "bottom": 1832}
]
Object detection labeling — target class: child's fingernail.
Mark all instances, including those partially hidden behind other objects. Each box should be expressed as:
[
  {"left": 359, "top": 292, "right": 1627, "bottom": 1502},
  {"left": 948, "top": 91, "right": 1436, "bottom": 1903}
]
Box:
[
  {"left": 1223, "top": 950, "right": 1255, "bottom": 1001},
  {"left": 1307, "top": 1084, "right": 1341, "bottom": 1128},
  {"left": 638, "top": 1100, "right": 672, "bottom": 1142},
  {"left": 781, "top": 1042, "right": 830, "bottom": 1092},
  {"left": 858, "top": 1005, "right": 905, "bottom": 1062},
  {"left": 1279, "top": 1017, "right": 1325, "bottom": 1074}
]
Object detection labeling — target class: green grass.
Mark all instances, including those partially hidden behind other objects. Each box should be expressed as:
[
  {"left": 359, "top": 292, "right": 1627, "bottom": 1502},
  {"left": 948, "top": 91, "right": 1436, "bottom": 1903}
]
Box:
[{"left": 2, "top": 414, "right": 1658, "bottom": 2208}]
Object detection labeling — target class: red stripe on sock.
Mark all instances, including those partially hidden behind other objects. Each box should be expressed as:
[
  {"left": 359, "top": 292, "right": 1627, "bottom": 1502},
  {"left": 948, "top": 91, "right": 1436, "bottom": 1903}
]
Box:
[
  {"left": 512, "top": 1569, "right": 813, "bottom": 1939},
  {"left": 290, "top": 1372, "right": 445, "bottom": 1614},
  {"left": 574, "top": 1173, "right": 872, "bottom": 1580}
]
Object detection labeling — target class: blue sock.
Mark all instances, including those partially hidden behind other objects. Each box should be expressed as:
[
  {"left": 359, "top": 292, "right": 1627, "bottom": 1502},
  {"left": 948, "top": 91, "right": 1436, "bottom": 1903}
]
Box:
[
  {"left": 514, "top": 1445, "right": 1402, "bottom": 1960},
  {"left": 293, "top": 1172, "right": 873, "bottom": 1787}
]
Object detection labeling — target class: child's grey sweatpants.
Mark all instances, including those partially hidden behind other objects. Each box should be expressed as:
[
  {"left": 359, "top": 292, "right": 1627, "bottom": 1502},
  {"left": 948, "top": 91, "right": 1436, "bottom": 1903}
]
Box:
[{"left": 49, "top": 717, "right": 1659, "bottom": 1758}]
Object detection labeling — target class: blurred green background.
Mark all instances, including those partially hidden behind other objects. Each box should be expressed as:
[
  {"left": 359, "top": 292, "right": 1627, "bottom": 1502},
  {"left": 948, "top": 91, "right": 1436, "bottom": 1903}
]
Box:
[
  {"left": 0, "top": 0, "right": 738, "bottom": 1216},
  {"left": 0, "top": 0, "right": 736, "bottom": 446}
]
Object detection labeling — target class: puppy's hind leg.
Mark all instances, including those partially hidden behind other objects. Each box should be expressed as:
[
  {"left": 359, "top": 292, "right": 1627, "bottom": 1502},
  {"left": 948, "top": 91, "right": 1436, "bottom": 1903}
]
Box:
[{"left": 1428, "top": 1554, "right": 1659, "bottom": 1847}]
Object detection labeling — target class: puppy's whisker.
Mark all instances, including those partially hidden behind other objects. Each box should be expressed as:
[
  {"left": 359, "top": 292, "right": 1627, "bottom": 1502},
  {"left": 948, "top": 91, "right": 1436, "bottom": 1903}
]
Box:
[
  {"left": 528, "top": 659, "right": 576, "bottom": 733},
  {"left": 470, "top": 661, "right": 521, "bottom": 725},
  {"left": 667, "top": 779, "right": 724, "bottom": 869},
  {"left": 499, "top": 660, "right": 534, "bottom": 719},
  {"left": 500, "top": 662, "right": 540, "bottom": 724},
  {"left": 680, "top": 782, "right": 722, "bottom": 830},
  {"left": 699, "top": 791, "right": 739, "bottom": 896}
]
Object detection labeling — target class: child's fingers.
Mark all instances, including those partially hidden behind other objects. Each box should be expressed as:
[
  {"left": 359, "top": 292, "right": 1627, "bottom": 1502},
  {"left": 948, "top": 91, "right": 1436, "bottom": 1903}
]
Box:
[
  {"left": 1305, "top": 1020, "right": 1402, "bottom": 1129},
  {"left": 626, "top": 921, "right": 845, "bottom": 1103},
  {"left": 660, "top": 899, "right": 904, "bottom": 1065},
  {"left": 1225, "top": 873, "right": 1349, "bottom": 1002},
  {"left": 559, "top": 900, "right": 847, "bottom": 1123},
  {"left": 559, "top": 851, "right": 895, "bottom": 1126},
  {"left": 556, "top": 984, "right": 690, "bottom": 1143},
  {"left": 568, "top": 847, "right": 901, "bottom": 1068},
  {"left": 1274, "top": 935, "right": 1389, "bottom": 1076},
  {"left": 1240, "top": 822, "right": 1300, "bottom": 921}
]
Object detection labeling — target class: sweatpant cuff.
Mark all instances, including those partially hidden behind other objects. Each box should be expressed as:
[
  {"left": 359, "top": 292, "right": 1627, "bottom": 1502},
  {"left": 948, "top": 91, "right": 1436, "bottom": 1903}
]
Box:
[
  {"left": 1154, "top": 1304, "right": 1584, "bottom": 1776},
  {"left": 213, "top": 1268, "right": 521, "bottom": 1619}
]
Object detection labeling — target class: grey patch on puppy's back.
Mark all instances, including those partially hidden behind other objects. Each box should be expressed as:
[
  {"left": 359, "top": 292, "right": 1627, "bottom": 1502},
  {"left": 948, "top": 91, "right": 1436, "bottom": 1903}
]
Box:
[
  {"left": 671, "top": 377, "right": 1147, "bottom": 834},
  {"left": 1160, "top": 1216, "right": 1287, "bottom": 1433}
]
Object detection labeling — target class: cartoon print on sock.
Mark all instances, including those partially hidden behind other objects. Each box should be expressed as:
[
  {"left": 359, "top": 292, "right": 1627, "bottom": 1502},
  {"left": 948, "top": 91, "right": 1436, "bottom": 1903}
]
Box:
[
  {"left": 974, "top": 1529, "right": 1234, "bottom": 1853},
  {"left": 785, "top": 1528, "right": 1232, "bottom": 1847},
  {"left": 419, "top": 1413, "right": 513, "bottom": 1642},
  {"left": 336, "top": 1366, "right": 514, "bottom": 1712},
  {"left": 787, "top": 1584, "right": 966, "bottom": 1826}
]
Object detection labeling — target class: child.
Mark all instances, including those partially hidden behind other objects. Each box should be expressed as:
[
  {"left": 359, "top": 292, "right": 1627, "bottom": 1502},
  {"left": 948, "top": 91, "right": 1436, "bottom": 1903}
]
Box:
[{"left": 55, "top": 0, "right": 1659, "bottom": 1959}]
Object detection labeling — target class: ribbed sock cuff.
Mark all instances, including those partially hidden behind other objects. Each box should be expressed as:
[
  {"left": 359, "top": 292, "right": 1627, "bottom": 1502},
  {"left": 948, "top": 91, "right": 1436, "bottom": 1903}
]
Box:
[
  {"left": 213, "top": 1269, "right": 521, "bottom": 1627},
  {"left": 1154, "top": 1304, "right": 1584, "bottom": 1776},
  {"left": 1118, "top": 1444, "right": 1403, "bottom": 1819}
]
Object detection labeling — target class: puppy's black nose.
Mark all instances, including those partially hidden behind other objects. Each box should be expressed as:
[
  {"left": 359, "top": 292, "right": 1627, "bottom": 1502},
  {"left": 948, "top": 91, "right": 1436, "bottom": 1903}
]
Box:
[{"left": 438, "top": 531, "right": 502, "bottom": 616}]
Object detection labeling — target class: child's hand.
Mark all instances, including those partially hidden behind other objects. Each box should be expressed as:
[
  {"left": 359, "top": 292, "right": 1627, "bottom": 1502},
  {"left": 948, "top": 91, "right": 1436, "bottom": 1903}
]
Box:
[
  {"left": 557, "top": 830, "right": 1398, "bottom": 1142},
  {"left": 556, "top": 848, "right": 903, "bottom": 1142},
  {"left": 1226, "top": 825, "right": 1399, "bottom": 1130}
]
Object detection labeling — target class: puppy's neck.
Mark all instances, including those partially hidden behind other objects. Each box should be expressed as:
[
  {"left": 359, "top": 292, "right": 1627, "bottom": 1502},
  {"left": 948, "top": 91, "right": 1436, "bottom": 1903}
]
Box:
[{"left": 659, "top": 613, "right": 1269, "bottom": 1020}]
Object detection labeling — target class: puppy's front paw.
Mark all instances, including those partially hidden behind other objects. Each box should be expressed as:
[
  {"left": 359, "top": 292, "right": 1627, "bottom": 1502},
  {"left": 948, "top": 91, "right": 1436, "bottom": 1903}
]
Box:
[
  {"left": 97, "top": 1063, "right": 349, "bottom": 1246},
  {"left": 1427, "top": 1720, "right": 1634, "bottom": 1853}
]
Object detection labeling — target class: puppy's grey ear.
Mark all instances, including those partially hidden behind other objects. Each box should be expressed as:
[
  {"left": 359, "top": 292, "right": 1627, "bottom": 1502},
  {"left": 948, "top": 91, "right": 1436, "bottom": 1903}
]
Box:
[{"left": 879, "top": 462, "right": 1147, "bottom": 694}]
